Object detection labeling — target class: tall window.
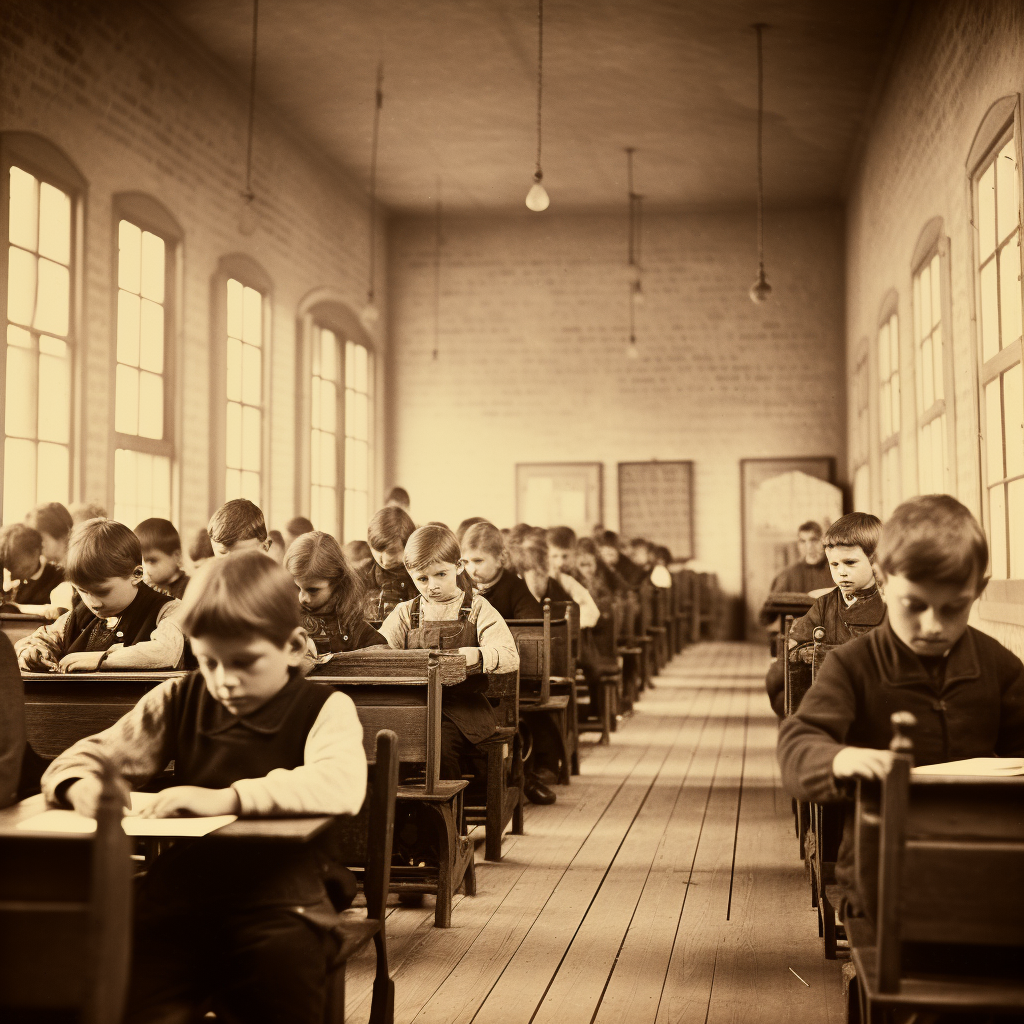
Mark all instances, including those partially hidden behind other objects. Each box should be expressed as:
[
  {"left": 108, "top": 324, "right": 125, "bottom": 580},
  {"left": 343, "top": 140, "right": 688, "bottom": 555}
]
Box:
[
  {"left": 113, "top": 217, "right": 172, "bottom": 526},
  {"left": 310, "top": 326, "right": 340, "bottom": 535},
  {"left": 4, "top": 165, "right": 73, "bottom": 523},
  {"left": 225, "top": 278, "right": 263, "bottom": 504},
  {"left": 913, "top": 251, "right": 949, "bottom": 494},
  {"left": 343, "top": 340, "right": 371, "bottom": 543},
  {"left": 975, "top": 133, "right": 1024, "bottom": 580},
  {"left": 878, "top": 310, "right": 901, "bottom": 519},
  {"left": 853, "top": 344, "right": 871, "bottom": 511}
]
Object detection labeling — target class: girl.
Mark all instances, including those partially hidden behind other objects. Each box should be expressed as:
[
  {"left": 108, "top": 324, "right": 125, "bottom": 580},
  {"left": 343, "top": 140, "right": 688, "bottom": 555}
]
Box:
[
  {"left": 284, "top": 532, "right": 387, "bottom": 659},
  {"left": 379, "top": 524, "right": 519, "bottom": 783}
]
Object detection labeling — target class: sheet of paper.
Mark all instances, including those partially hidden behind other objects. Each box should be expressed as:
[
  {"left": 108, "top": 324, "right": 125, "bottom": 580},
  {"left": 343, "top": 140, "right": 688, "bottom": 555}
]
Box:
[
  {"left": 911, "top": 757, "right": 1024, "bottom": 777},
  {"left": 16, "top": 791, "right": 238, "bottom": 836}
]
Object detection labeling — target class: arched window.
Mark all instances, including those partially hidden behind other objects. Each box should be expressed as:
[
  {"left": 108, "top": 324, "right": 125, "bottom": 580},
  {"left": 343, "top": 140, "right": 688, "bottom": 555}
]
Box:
[
  {"left": 0, "top": 133, "right": 84, "bottom": 523},
  {"left": 876, "top": 291, "right": 901, "bottom": 519},
  {"left": 852, "top": 337, "right": 871, "bottom": 511}
]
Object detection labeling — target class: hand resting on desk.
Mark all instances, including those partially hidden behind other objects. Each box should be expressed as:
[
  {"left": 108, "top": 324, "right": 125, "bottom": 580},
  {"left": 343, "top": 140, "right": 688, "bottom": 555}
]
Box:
[
  {"left": 135, "top": 785, "right": 241, "bottom": 818},
  {"left": 832, "top": 746, "right": 895, "bottom": 781},
  {"left": 65, "top": 775, "right": 132, "bottom": 817},
  {"left": 18, "top": 644, "right": 58, "bottom": 671}
]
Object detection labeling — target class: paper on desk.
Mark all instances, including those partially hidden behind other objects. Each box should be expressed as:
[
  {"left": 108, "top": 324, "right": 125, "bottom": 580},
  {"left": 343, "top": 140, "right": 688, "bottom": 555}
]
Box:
[
  {"left": 16, "top": 791, "right": 237, "bottom": 836},
  {"left": 911, "top": 757, "right": 1024, "bottom": 777}
]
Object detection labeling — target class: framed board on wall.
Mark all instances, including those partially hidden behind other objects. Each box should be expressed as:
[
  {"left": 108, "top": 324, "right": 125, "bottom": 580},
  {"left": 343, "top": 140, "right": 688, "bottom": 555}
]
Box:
[
  {"left": 617, "top": 461, "right": 694, "bottom": 559},
  {"left": 515, "top": 463, "right": 603, "bottom": 535}
]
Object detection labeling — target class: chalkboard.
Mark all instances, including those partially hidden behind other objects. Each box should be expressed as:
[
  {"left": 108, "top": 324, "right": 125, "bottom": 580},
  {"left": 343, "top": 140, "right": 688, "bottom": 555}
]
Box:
[{"left": 617, "top": 461, "right": 694, "bottom": 559}]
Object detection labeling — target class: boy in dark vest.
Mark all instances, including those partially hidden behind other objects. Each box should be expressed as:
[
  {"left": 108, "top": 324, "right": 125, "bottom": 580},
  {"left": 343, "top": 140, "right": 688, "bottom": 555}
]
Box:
[
  {"left": 15, "top": 518, "right": 184, "bottom": 672},
  {"left": 40, "top": 551, "right": 368, "bottom": 1024},
  {"left": 0, "top": 522, "right": 73, "bottom": 616}
]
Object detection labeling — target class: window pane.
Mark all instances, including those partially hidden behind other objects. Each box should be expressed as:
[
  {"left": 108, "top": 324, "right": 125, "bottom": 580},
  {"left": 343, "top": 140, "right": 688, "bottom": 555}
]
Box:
[
  {"left": 1004, "top": 362, "right": 1024, "bottom": 481},
  {"left": 996, "top": 139, "right": 1019, "bottom": 244},
  {"left": 311, "top": 378, "right": 321, "bottom": 434},
  {"left": 310, "top": 430, "right": 322, "bottom": 486},
  {"left": 979, "top": 163, "right": 996, "bottom": 260},
  {"left": 354, "top": 344, "right": 368, "bottom": 392},
  {"left": 6, "top": 343, "right": 37, "bottom": 438},
  {"left": 933, "top": 414, "right": 946, "bottom": 493},
  {"left": 346, "top": 437, "right": 367, "bottom": 491},
  {"left": 9, "top": 167, "right": 38, "bottom": 251},
  {"left": 38, "top": 183, "right": 70, "bottom": 266},
  {"left": 118, "top": 220, "right": 142, "bottom": 293},
  {"left": 38, "top": 347, "right": 70, "bottom": 443},
  {"left": 117, "top": 290, "right": 141, "bottom": 366},
  {"left": 139, "top": 298, "right": 164, "bottom": 373},
  {"left": 321, "top": 330, "right": 337, "bottom": 381},
  {"left": 115, "top": 364, "right": 140, "bottom": 435},
  {"left": 34, "top": 258, "right": 69, "bottom": 336},
  {"left": 980, "top": 259, "right": 1000, "bottom": 362},
  {"left": 890, "top": 316, "right": 899, "bottom": 375},
  {"left": 922, "top": 336, "right": 934, "bottom": 409},
  {"left": 226, "top": 337, "right": 242, "bottom": 402},
  {"left": 140, "top": 231, "right": 165, "bottom": 303},
  {"left": 912, "top": 275, "right": 921, "bottom": 344},
  {"left": 880, "top": 381, "right": 891, "bottom": 439},
  {"left": 345, "top": 340, "right": 355, "bottom": 386},
  {"left": 986, "top": 377, "right": 1004, "bottom": 482},
  {"left": 932, "top": 324, "right": 944, "bottom": 402},
  {"left": 919, "top": 268, "right": 931, "bottom": 341},
  {"left": 226, "top": 402, "right": 242, "bottom": 469},
  {"left": 8, "top": 324, "right": 31, "bottom": 349},
  {"left": 989, "top": 485, "right": 1007, "bottom": 580},
  {"left": 320, "top": 380, "right": 336, "bottom": 434},
  {"left": 242, "top": 286, "right": 261, "bottom": 346},
  {"left": 319, "top": 434, "right": 337, "bottom": 488},
  {"left": 227, "top": 279, "right": 244, "bottom": 339},
  {"left": 7, "top": 245, "right": 37, "bottom": 326},
  {"left": 891, "top": 370, "right": 901, "bottom": 433},
  {"left": 930, "top": 254, "right": 941, "bottom": 327},
  {"left": 999, "top": 242, "right": 1022, "bottom": 349},
  {"left": 241, "top": 470, "right": 260, "bottom": 504},
  {"left": 241, "top": 405, "right": 261, "bottom": 472},
  {"left": 1008, "top": 478, "right": 1024, "bottom": 579},
  {"left": 36, "top": 441, "right": 68, "bottom": 505},
  {"left": 3, "top": 437, "right": 36, "bottom": 524},
  {"left": 354, "top": 391, "right": 369, "bottom": 441},
  {"left": 138, "top": 371, "right": 163, "bottom": 439},
  {"left": 114, "top": 449, "right": 135, "bottom": 508},
  {"left": 226, "top": 467, "right": 241, "bottom": 502},
  {"left": 242, "top": 343, "right": 261, "bottom": 405},
  {"left": 344, "top": 489, "right": 368, "bottom": 545}
]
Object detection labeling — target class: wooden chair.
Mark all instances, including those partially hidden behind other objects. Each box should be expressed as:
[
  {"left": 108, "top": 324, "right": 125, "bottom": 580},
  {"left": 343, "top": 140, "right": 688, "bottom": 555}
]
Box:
[
  {"left": 0, "top": 762, "right": 133, "bottom": 1023},
  {"left": 579, "top": 597, "right": 621, "bottom": 745},
  {"left": 697, "top": 572, "right": 719, "bottom": 639},
  {"left": 780, "top": 616, "right": 812, "bottom": 864},
  {"left": 847, "top": 712, "right": 1024, "bottom": 1021},
  {"left": 544, "top": 600, "right": 582, "bottom": 774},
  {"left": 615, "top": 590, "right": 646, "bottom": 711},
  {"left": 324, "top": 727, "right": 398, "bottom": 1024},
  {"left": 645, "top": 581, "right": 670, "bottom": 674}
]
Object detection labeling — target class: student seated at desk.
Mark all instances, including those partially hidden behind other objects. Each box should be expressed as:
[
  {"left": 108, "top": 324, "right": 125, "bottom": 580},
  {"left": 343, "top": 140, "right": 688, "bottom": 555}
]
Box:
[
  {"left": 462, "top": 520, "right": 542, "bottom": 619},
  {"left": 285, "top": 531, "right": 387, "bottom": 663},
  {"left": 362, "top": 505, "right": 418, "bottom": 620},
  {"left": 41, "top": 551, "right": 367, "bottom": 1024},
  {"left": 135, "top": 517, "right": 190, "bottom": 600},
  {"left": 15, "top": 518, "right": 184, "bottom": 673},
  {"left": 188, "top": 526, "right": 214, "bottom": 571},
  {"left": 208, "top": 497, "right": 273, "bottom": 557},
  {"left": 765, "top": 513, "right": 885, "bottom": 718},
  {"left": 379, "top": 524, "right": 518, "bottom": 788},
  {"left": 24, "top": 500, "right": 74, "bottom": 570},
  {"left": 597, "top": 530, "right": 646, "bottom": 589},
  {"left": 545, "top": 526, "right": 601, "bottom": 627},
  {"left": 0, "top": 522, "right": 74, "bottom": 617},
  {"left": 777, "top": 495, "right": 1024, "bottom": 914}
]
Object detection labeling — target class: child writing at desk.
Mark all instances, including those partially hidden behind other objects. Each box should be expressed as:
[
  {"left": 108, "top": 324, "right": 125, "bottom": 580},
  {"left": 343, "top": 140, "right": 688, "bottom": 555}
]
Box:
[
  {"left": 40, "top": 551, "right": 368, "bottom": 1024},
  {"left": 0, "top": 522, "right": 74, "bottom": 617},
  {"left": 15, "top": 518, "right": 183, "bottom": 672},
  {"left": 777, "top": 495, "right": 1024, "bottom": 913}
]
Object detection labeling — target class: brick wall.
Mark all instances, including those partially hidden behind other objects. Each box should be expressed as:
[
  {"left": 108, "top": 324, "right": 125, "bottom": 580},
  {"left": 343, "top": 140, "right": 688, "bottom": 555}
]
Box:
[
  {"left": 0, "top": 0, "right": 385, "bottom": 543},
  {"left": 845, "top": 0, "right": 1024, "bottom": 656},
  {"left": 387, "top": 206, "right": 846, "bottom": 598}
]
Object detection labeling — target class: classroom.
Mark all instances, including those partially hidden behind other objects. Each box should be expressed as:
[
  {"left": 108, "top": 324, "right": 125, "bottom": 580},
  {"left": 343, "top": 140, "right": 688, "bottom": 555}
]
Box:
[{"left": 0, "top": 1, "right": 1022, "bottom": 1022}]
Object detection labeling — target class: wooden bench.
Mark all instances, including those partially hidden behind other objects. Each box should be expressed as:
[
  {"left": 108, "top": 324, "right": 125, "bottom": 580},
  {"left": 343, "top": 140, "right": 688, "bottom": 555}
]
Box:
[
  {"left": 848, "top": 712, "right": 1024, "bottom": 1021},
  {"left": 544, "top": 600, "right": 583, "bottom": 773}
]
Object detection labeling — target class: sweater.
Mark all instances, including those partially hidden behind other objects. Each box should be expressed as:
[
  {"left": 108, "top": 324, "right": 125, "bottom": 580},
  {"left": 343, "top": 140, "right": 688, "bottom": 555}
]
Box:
[
  {"left": 770, "top": 558, "right": 834, "bottom": 595},
  {"left": 475, "top": 568, "right": 542, "bottom": 620}
]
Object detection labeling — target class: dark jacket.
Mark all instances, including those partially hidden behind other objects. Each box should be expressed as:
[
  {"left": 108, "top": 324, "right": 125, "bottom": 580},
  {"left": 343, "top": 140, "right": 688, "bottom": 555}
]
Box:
[
  {"left": 788, "top": 586, "right": 885, "bottom": 645},
  {"left": 770, "top": 559, "right": 834, "bottom": 595},
  {"left": 64, "top": 582, "right": 177, "bottom": 658},
  {"left": 8, "top": 561, "right": 65, "bottom": 606},
  {"left": 777, "top": 619, "right": 1024, "bottom": 898},
  {"left": 361, "top": 562, "right": 416, "bottom": 620},
  {"left": 476, "top": 569, "right": 542, "bottom": 621}
]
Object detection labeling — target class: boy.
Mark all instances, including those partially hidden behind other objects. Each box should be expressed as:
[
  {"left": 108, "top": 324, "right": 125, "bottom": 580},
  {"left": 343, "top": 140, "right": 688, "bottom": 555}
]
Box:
[
  {"left": 188, "top": 527, "right": 214, "bottom": 570},
  {"left": 41, "top": 552, "right": 367, "bottom": 1024},
  {"left": 343, "top": 539, "right": 374, "bottom": 574},
  {"left": 0, "top": 523, "right": 74, "bottom": 616},
  {"left": 385, "top": 485, "right": 410, "bottom": 512},
  {"left": 777, "top": 495, "right": 1024, "bottom": 911},
  {"left": 596, "top": 529, "right": 645, "bottom": 588},
  {"left": 15, "top": 518, "right": 184, "bottom": 673},
  {"left": 135, "top": 517, "right": 190, "bottom": 600},
  {"left": 208, "top": 497, "right": 271, "bottom": 556},
  {"left": 770, "top": 520, "right": 833, "bottom": 594},
  {"left": 284, "top": 515, "right": 315, "bottom": 548},
  {"left": 765, "top": 512, "right": 885, "bottom": 717},
  {"left": 462, "top": 520, "right": 542, "bottom": 619},
  {"left": 546, "top": 526, "right": 601, "bottom": 629},
  {"left": 362, "top": 505, "right": 417, "bottom": 619},
  {"left": 24, "top": 501, "right": 74, "bottom": 567}
]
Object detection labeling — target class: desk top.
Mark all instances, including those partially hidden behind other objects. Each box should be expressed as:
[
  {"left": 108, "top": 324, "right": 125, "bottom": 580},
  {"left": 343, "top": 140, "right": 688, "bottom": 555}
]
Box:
[
  {"left": 761, "top": 591, "right": 816, "bottom": 616},
  {"left": 0, "top": 793, "right": 334, "bottom": 843},
  {"left": 23, "top": 670, "right": 189, "bottom": 684}
]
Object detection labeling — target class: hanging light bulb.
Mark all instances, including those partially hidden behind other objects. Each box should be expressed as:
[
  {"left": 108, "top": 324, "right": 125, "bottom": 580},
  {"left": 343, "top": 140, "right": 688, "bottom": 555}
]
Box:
[
  {"left": 526, "top": 0, "right": 550, "bottom": 211},
  {"left": 363, "top": 63, "right": 384, "bottom": 331},
  {"left": 432, "top": 185, "right": 443, "bottom": 360},
  {"left": 238, "top": 190, "right": 257, "bottom": 236},
  {"left": 749, "top": 24, "right": 772, "bottom": 304},
  {"left": 749, "top": 267, "right": 772, "bottom": 303},
  {"left": 237, "top": 0, "right": 260, "bottom": 235}
]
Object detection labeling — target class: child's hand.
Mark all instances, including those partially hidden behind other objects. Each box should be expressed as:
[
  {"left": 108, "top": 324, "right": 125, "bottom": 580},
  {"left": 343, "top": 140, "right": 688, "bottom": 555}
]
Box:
[
  {"left": 19, "top": 646, "right": 58, "bottom": 672},
  {"left": 136, "top": 786, "right": 240, "bottom": 818},
  {"left": 832, "top": 746, "right": 895, "bottom": 780},
  {"left": 65, "top": 776, "right": 132, "bottom": 818},
  {"left": 458, "top": 647, "right": 481, "bottom": 668},
  {"left": 59, "top": 651, "right": 107, "bottom": 673}
]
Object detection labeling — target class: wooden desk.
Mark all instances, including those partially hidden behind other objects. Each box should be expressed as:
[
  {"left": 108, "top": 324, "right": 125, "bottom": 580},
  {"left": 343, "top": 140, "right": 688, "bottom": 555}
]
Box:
[{"left": 1, "top": 612, "right": 49, "bottom": 646}]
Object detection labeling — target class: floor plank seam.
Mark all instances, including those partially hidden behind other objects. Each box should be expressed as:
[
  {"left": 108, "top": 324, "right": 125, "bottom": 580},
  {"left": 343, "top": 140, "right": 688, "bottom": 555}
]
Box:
[{"left": 725, "top": 697, "right": 751, "bottom": 921}]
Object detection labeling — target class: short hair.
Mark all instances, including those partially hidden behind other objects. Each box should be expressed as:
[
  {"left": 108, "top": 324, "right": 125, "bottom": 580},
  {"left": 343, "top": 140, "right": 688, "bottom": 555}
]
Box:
[
  {"left": 404, "top": 525, "right": 470, "bottom": 591},
  {"left": 597, "top": 530, "right": 620, "bottom": 548},
  {"left": 461, "top": 521, "right": 504, "bottom": 558},
  {"left": 0, "top": 524, "right": 42, "bottom": 567},
  {"left": 284, "top": 516, "right": 315, "bottom": 540},
  {"left": 798, "top": 520, "right": 823, "bottom": 537},
  {"left": 456, "top": 517, "right": 490, "bottom": 543},
  {"left": 134, "top": 518, "right": 181, "bottom": 556},
  {"left": 342, "top": 539, "right": 372, "bottom": 564},
  {"left": 285, "top": 531, "right": 366, "bottom": 629},
  {"left": 367, "top": 506, "right": 416, "bottom": 551},
  {"left": 268, "top": 529, "right": 285, "bottom": 549},
  {"left": 630, "top": 537, "right": 649, "bottom": 548},
  {"left": 510, "top": 534, "right": 547, "bottom": 575},
  {"left": 178, "top": 550, "right": 300, "bottom": 647},
  {"left": 385, "top": 486, "right": 410, "bottom": 508},
  {"left": 576, "top": 536, "right": 600, "bottom": 559},
  {"left": 508, "top": 523, "right": 534, "bottom": 545},
  {"left": 876, "top": 495, "right": 988, "bottom": 587},
  {"left": 208, "top": 498, "right": 267, "bottom": 546},
  {"left": 654, "top": 545, "right": 672, "bottom": 564},
  {"left": 189, "top": 528, "right": 214, "bottom": 563},
  {"left": 25, "top": 502, "right": 73, "bottom": 542},
  {"left": 69, "top": 502, "right": 108, "bottom": 526},
  {"left": 823, "top": 512, "right": 882, "bottom": 558},
  {"left": 66, "top": 519, "right": 141, "bottom": 588},
  {"left": 547, "top": 526, "right": 576, "bottom": 550}
]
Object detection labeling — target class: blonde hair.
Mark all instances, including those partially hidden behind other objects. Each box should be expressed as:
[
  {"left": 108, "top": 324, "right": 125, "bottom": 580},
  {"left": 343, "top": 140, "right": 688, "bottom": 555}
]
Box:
[{"left": 404, "top": 525, "right": 471, "bottom": 592}]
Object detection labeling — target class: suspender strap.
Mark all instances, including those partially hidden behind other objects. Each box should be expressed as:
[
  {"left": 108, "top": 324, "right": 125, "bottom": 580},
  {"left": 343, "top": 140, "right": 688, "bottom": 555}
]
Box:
[{"left": 459, "top": 588, "right": 473, "bottom": 621}]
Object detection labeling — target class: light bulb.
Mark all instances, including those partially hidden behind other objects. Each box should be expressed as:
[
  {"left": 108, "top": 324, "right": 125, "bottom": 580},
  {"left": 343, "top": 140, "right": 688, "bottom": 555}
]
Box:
[
  {"left": 526, "top": 171, "right": 550, "bottom": 212},
  {"left": 749, "top": 266, "right": 772, "bottom": 304},
  {"left": 360, "top": 302, "right": 380, "bottom": 329},
  {"left": 238, "top": 192, "right": 257, "bottom": 235}
]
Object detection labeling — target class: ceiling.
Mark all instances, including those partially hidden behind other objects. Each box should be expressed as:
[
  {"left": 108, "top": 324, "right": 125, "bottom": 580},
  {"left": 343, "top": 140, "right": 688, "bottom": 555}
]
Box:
[{"left": 163, "top": 0, "right": 901, "bottom": 215}]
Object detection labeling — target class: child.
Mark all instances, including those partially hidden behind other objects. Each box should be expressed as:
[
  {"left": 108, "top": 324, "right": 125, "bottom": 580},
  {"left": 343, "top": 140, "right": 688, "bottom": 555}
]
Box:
[
  {"left": 777, "top": 495, "right": 1024, "bottom": 911},
  {"left": 0, "top": 523, "right": 73, "bottom": 616},
  {"left": 24, "top": 501, "right": 74, "bottom": 567},
  {"left": 462, "top": 521, "right": 541, "bottom": 619},
  {"left": 765, "top": 512, "right": 885, "bottom": 717},
  {"left": 135, "top": 517, "right": 190, "bottom": 600},
  {"left": 596, "top": 530, "right": 644, "bottom": 588},
  {"left": 650, "top": 546, "right": 674, "bottom": 589},
  {"left": 343, "top": 538, "right": 374, "bottom": 574},
  {"left": 456, "top": 516, "right": 490, "bottom": 544},
  {"left": 267, "top": 529, "right": 287, "bottom": 564},
  {"left": 208, "top": 497, "right": 271, "bottom": 556},
  {"left": 188, "top": 526, "right": 214, "bottom": 570},
  {"left": 385, "top": 485, "right": 411, "bottom": 512},
  {"left": 545, "top": 526, "right": 601, "bottom": 629},
  {"left": 285, "top": 531, "right": 388, "bottom": 661},
  {"left": 284, "top": 515, "right": 315, "bottom": 549},
  {"left": 15, "top": 518, "right": 184, "bottom": 673},
  {"left": 379, "top": 524, "right": 518, "bottom": 785},
  {"left": 362, "top": 505, "right": 417, "bottom": 619},
  {"left": 69, "top": 501, "right": 107, "bottom": 526},
  {"left": 40, "top": 551, "right": 367, "bottom": 1024}
]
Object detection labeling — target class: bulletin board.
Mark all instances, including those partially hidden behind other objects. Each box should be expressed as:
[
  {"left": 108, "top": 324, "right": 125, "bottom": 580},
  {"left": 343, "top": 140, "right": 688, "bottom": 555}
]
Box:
[
  {"left": 617, "top": 461, "right": 694, "bottom": 559},
  {"left": 515, "top": 463, "right": 603, "bottom": 535}
]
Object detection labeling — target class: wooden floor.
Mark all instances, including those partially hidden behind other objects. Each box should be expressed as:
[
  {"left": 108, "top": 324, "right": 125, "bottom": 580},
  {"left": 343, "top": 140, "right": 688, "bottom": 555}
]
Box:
[{"left": 345, "top": 642, "right": 846, "bottom": 1024}]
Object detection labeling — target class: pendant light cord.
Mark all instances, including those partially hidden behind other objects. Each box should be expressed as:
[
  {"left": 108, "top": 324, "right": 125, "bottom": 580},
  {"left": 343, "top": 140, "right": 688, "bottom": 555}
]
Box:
[
  {"left": 755, "top": 23, "right": 765, "bottom": 274},
  {"left": 367, "top": 62, "right": 384, "bottom": 304},
  {"left": 243, "top": 0, "right": 259, "bottom": 200},
  {"left": 626, "top": 147, "right": 635, "bottom": 266},
  {"left": 433, "top": 186, "right": 441, "bottom": 361},
  {"left": 535, "top": 0, "right": 544, "bottom": 178}
]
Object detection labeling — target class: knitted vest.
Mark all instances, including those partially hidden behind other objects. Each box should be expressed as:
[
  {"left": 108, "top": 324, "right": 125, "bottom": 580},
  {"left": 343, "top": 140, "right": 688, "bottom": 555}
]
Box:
[{"left": 64, "top": 582, "right": 175, "bottom": 656}]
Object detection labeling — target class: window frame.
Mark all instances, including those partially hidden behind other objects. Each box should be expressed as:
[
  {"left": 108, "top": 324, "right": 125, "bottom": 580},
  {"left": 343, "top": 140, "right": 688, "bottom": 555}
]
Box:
[
  {"left": 0, "top": 131, "right": 86, "bottom": 517},
  {"left": 210, "top": 254, "right": 273, "bottom": 512},
  {"left": 876, "top": 291, "right": 901, "bottom": 519},
  {"left": 852, "top": 336, "right": 871, "bottom": 511}
]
